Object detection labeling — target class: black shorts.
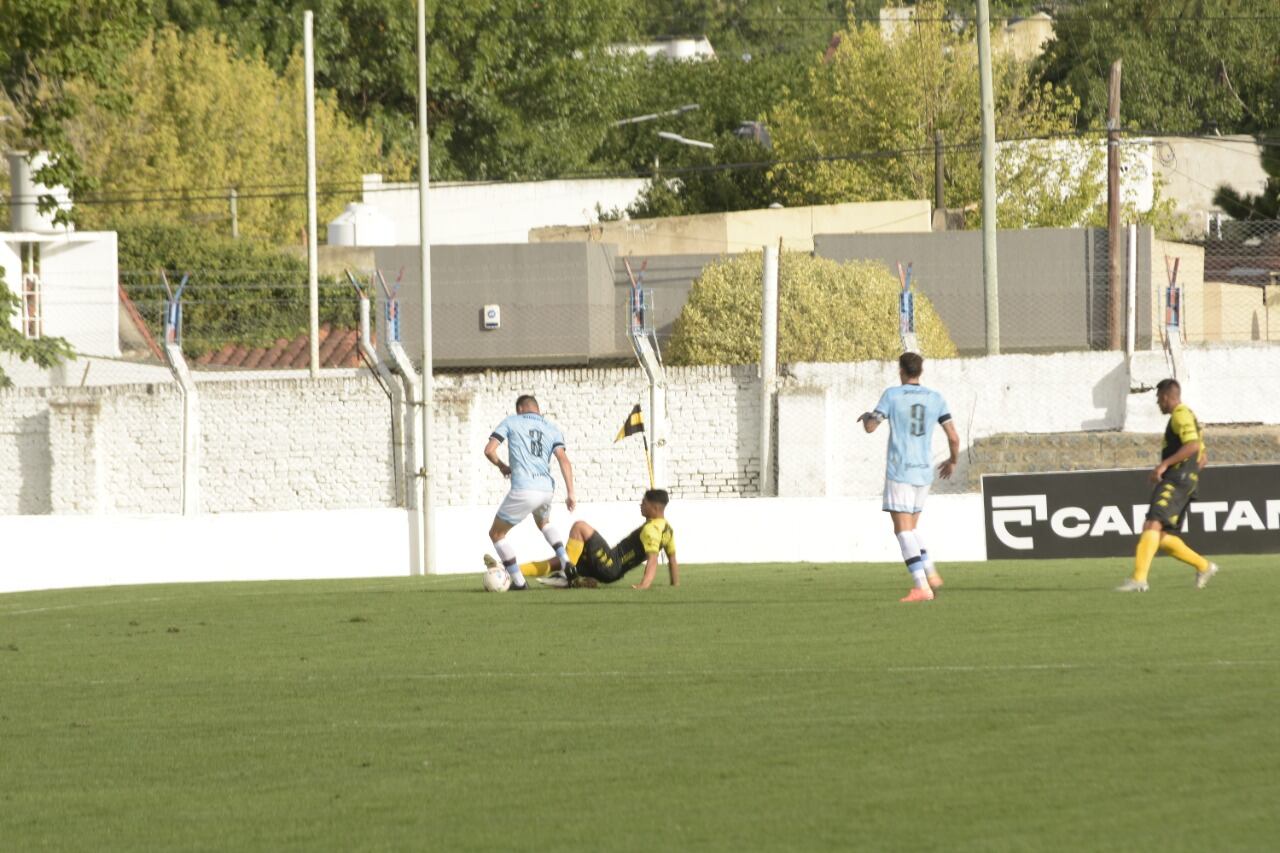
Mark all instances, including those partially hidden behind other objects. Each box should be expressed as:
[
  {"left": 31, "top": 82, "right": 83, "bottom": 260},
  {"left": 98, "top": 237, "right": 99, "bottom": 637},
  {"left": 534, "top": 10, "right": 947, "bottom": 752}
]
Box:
[
  {"left": 576, "top": 532, "right": 626, "bottom": 583},
  {"left": 1146, "top": 469, "right": 1198, "bottom": 532}
]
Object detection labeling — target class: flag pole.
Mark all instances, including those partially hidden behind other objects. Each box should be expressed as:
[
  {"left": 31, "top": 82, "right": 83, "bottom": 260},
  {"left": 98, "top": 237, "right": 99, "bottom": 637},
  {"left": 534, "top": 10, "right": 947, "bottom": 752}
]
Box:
[{"left": 641, "top": 434, "right": 654, "bottom": 488}]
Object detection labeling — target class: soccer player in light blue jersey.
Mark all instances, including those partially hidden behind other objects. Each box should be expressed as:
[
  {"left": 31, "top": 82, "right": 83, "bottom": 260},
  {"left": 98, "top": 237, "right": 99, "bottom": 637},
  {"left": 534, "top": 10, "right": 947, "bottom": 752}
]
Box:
[
  {"left": 859, "top": 352, "right": 960, "bottom": 603},
  {"left": 483, "top": 394, "right": 576, "bottom": 590}
]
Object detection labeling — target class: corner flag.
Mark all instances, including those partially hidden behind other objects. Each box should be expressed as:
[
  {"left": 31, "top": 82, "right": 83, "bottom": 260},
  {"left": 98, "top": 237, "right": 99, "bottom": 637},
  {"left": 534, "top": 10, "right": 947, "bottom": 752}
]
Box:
[{"left": 615, "top": 404, "right": 644, "bottom": 442}]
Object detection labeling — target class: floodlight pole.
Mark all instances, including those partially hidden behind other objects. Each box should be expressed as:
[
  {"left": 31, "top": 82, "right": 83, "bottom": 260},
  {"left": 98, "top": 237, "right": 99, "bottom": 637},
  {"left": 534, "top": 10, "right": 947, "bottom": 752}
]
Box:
[
  {"left": 760, "top": 245, "right": 779, "bottom": 496},
  {"left": 304, "top": 10, "right": 320, "bottom": 377},
  {"left": 415, "top": 0, "right": 435, "bottom": 574},
  {"left": 977, "top": 0, "right": 1000, "bottom": 354}
]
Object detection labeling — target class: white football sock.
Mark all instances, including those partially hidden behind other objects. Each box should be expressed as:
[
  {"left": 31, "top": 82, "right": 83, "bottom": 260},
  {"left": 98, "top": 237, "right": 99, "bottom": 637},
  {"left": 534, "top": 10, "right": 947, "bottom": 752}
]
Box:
[
  {"left": 896, "top": 531, "right": 928, "bottom": 588},
  {"left": 493, "top": 538, "right": 525, "bottom": 587},
  {"left": 914, "top": 531, "right": 937, "bottom": 574},
  {"left": 541, "top": 522, "right": 570, "bottom": 567}
]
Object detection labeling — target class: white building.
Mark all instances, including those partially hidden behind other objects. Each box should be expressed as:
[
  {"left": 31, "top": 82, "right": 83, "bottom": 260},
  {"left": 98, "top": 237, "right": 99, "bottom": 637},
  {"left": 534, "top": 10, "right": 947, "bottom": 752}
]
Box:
[
  {"left": 329, "top": 174, "right": 648, "bottom": 247},
  {"left": 3, "top": 151, "right": 119, "bottom": 361}
]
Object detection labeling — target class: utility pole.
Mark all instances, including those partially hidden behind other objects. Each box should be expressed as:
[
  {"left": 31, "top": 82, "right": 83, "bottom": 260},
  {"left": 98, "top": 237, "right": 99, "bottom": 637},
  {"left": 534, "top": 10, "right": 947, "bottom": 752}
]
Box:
[
  {"left": 933, "top": 129, "right": 945, "bottom": 229},
  {"left": 229, "top": 188, "right": 238, "bottom": 239},
  {"left": 304, "top": 10, "right": 320, "bottom": 377},
  {"left": 1107, "top": 59, "right": 1124, "bottom": 351},
  {"left": 976, "top": 0, "right": 1000, "bottom": 354},
  {"left": 416, "top": 0, "right": 435, "bottom": 574}
]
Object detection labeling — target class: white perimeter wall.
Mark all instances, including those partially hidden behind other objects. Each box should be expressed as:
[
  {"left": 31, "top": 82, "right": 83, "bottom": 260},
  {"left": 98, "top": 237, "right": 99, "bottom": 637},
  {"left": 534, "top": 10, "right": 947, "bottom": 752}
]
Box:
[{"left": 3, "top": 347, "right": 1279, "bottom": 594}]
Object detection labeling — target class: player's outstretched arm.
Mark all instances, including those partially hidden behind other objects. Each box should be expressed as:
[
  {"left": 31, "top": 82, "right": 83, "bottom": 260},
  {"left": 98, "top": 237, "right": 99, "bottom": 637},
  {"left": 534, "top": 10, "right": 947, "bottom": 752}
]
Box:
[
  {"left": 667, "top": 554, "right": 679, "bottom": 587},
  {"left": 483, "top": 437, "right": 511, "bottom": 477},
  {"left": 937, "top": 420, "right": 960, "bottom": 479},
  {"left": 554, "top": 446, "right": 576, "bottom": 512},
  {"left": 633, "top": 553, "right": 660, "bottom": 589}
]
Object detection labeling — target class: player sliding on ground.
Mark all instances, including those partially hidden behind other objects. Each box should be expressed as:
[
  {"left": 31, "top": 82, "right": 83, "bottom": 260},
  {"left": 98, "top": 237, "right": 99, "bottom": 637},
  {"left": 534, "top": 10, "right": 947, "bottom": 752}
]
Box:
[
  {"left": 1116, "top": 378, "right": 1219, "bottom": 592},
  {"left": 483, "top": 489, "right": 678, "bottom": 590},
  {"left": 859, "top": 352, "right": 960, "bottom": 603}
]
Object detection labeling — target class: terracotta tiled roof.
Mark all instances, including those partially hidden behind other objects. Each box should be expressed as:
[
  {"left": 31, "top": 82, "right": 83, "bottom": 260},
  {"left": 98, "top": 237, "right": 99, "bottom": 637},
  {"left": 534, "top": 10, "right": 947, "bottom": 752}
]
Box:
[{"left": 194, "top": 324, "right": 366, "bottom": 370}]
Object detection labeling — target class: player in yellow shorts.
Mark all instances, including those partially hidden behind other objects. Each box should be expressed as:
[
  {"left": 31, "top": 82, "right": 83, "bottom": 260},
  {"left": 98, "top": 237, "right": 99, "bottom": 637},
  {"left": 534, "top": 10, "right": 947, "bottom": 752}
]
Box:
[
  {"left": 485, "top": 489, "right": 679, "bottom": 590},
  {"left": 1116, "top": 378, "right": 1220, "bottom": 592}
]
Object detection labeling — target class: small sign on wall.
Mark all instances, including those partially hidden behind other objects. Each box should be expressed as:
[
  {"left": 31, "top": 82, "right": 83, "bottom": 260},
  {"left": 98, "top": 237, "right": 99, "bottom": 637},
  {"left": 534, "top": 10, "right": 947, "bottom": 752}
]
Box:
[{"left": 481, "top": 304, "right": 500, "bottom": 330}]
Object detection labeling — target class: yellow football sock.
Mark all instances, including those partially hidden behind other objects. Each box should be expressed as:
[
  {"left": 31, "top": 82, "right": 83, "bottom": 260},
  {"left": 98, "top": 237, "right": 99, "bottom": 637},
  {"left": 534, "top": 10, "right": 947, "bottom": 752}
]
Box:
[
  {"left": 519, "top": 539, "right": 585, "bottom": 578},
  {"left": 1159, "top": 535, "right": 1210, "bottom": 572},
  {"left": 1133, "top": 529, "right": 1161, "bottom": 582},
  {"left": 519, "top": 558, "right": 555, "bottom": 578}
]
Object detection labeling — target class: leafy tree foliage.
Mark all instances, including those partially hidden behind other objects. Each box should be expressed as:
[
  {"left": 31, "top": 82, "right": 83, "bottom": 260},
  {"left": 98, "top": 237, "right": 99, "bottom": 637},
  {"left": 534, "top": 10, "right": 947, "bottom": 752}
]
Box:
[
  {"left": 65, "top": 27, "right": 389, "bottom": 245},
  {"left": 154, "top": 0, "right": 641, "bottom": 182},
  {"left": 0, "top": 267, "right": 74, "bottom": 387},
  {"left": 0, "top": 0, "right": 165, "bottom": 218},
  {"left": 115, "top": 223, "right": 351, "bottom": 357},
  {"left": 667, "top": 251, "right": 956, "bottom": 366},
  {"left": 612, "top": 50, "right": 806, "bottom": 216},
  {"left": 765, "top": 2, "right": 1085, "bottom": 227},
  {"left": 1034, "top": 0, "right": 1280, "bottom": 135}
]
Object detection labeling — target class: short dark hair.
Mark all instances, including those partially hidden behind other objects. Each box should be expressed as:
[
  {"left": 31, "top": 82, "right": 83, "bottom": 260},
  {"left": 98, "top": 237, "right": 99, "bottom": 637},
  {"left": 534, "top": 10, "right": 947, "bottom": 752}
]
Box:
[
  {"left": 1155, "top": 378, "right": 1180, "bottom": 394},
  {"left": 643, "top": 488, "right": 669, "bottom": 506},
  {"left": 515, "top": 394, "right": 539, "bottom": 412},
  {"left": 899, "top": 352, "right": 923, "bottom": 379}
]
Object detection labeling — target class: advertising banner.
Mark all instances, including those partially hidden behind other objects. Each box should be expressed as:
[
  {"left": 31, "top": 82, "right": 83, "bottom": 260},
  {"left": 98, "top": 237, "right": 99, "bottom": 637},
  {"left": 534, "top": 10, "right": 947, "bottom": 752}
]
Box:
[{"left": 982, "top": 464, "right": 1280, "bottom": 559}]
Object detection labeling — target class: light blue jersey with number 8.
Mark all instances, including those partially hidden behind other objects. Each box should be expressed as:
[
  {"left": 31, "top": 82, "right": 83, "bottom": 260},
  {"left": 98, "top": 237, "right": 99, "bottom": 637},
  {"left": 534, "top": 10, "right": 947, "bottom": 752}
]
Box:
[
  {"left": 490, "top": 413, "right": 566, "bottom": 491},
  {"left": 873, "top": 384, "right": 952, "bottom": 486}
]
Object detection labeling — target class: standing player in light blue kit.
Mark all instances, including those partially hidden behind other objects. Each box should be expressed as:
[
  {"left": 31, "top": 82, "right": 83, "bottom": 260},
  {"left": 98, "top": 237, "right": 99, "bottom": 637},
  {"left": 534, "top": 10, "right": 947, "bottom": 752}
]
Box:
[
  {"left": 483, "top": 394, "right": 576, "bottom": 590},
  {"left": 859, "top": 352, "right": 960, "bottom": 602}
]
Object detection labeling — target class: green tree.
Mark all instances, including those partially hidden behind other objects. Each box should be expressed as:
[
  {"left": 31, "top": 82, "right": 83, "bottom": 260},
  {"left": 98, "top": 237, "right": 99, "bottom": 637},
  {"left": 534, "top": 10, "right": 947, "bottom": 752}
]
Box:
[
  {"left": 0, "top": 0, "right": 166, "bottom": 220},
  {"left": 1034, "top": 0, "right": 1280, "bottom": 135},
  {"left": 613, "top": 50, "right": 806, "bottom": 216},
  {"left": 766, "top": 1, "right": 1083, "bottom": 226},
  {"left": 0, "top": 266, "right": 74, "bottom": 387},
  {"left": 115, "top": 222, "right": 351, "bottom": 357},
  {"left": 65, "top": 27, "right": 389, "bottom": 245},
  {"left": 667, "top": 251, "right": 956, "bottom": 366},
  {"left": 165, "top": 0, "right": 641, "bottom": 182}
]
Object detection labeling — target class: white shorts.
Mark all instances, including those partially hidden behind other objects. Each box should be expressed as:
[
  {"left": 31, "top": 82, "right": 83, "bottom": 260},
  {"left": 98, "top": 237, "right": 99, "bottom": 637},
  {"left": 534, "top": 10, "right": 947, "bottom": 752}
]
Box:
[
  {"left": 495, "top": 489, "right": 554, "bottom": 526},
  {"left": 883, "top": 480, "right": 930, "bottom": 514}
]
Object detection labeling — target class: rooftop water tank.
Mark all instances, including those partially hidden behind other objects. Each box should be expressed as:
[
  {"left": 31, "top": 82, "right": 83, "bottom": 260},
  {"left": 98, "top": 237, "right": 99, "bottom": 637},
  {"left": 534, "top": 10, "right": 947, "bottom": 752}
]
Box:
[
  {"left": 7, "top": 150, "right": 74, "bottom": 233},
  {"left": 326, "top": 202, "right": 396, "bottom": 246}
]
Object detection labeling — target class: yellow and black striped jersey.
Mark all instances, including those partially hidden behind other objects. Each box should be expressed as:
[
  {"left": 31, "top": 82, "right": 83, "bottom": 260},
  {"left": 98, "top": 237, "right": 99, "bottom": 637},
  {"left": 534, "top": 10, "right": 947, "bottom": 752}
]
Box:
[
  {"left": 1162, "top": 403, "right": 1205, "bottom": 472},
  {"left": 613, "top": 518, "right": 676, "bottom": 570}
]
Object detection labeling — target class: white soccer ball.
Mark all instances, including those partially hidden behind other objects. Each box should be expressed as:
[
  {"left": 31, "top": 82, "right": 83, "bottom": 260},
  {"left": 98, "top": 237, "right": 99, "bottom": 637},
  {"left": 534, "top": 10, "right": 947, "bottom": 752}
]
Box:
[{"left": 482, "top": 567, "right": 512, "bottom": 593}]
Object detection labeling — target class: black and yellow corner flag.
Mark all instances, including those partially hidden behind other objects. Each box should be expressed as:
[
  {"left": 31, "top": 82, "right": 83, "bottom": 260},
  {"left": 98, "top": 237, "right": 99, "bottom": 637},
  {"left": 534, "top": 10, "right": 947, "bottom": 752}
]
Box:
[{"left": 615, "top": 404, "right": 644, "bottom": 442}]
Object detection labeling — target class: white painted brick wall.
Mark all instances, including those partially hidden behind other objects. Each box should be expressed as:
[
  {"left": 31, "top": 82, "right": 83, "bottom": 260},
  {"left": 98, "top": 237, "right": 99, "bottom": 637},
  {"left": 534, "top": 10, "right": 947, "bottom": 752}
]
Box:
[
  {"left": 3, "top": 348, "right": 1280, "bottom": 516},
  {"left": 0, "top": 389, "right": 54, "bottom": 514}
]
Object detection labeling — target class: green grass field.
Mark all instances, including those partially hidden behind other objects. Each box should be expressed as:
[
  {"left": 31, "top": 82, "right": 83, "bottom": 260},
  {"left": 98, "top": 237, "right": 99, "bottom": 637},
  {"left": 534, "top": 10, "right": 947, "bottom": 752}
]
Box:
[{"left": 2, "top": 557, "right": 1277, "bottom": 852}]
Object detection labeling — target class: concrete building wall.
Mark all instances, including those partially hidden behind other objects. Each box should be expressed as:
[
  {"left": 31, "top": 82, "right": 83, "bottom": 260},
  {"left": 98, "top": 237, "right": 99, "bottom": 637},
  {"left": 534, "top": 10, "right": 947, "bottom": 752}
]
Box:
[
  {"left": 1153, "top": 135, "right": 1270, "bottom": 225},
  {"left": 375, "top": 242, "right": 623, "bottom": 367},
  {"left": 815, "top": 227, "right": 1156, "bottom": 354},
  {"left": 1, "top": 231, "right": 119, "bottom": 358},
  {"left": 530, "top": 200, "right": 933, "bottom": 255},
  {"left": 354, "top": 175, "right": 648, "bottom": 246}
]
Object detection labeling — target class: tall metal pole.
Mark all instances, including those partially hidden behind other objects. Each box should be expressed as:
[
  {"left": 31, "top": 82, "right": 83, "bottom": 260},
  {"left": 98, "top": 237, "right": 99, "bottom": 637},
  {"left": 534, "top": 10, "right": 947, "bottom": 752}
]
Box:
[
  {"left": 933, "top": 130, "right": 945, "bottom": 216},
  {"left": 759, "top": 245, "right": 779, "bottom": 497},
  {"left": 229, "top": 188, "right": 238, "bottom": 239},
  {"left": 976, "top": 0, "right": 1000, "bottom": 355},
  {"left": 304, "top": 11, "right": 320, "bottom": 377},
  {"left": 416, "top": 0, "right": 435, "bottom": 574},
  {"left": 1107, "top": 59, "right": 1124, "bottom": 350}
]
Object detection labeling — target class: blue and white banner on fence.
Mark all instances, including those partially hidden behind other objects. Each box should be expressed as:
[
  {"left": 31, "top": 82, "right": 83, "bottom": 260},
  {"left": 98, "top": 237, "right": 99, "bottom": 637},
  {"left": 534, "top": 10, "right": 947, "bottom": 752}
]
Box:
[{"left": 982, "top": 464, "right": 1280, "bottom": 560}]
